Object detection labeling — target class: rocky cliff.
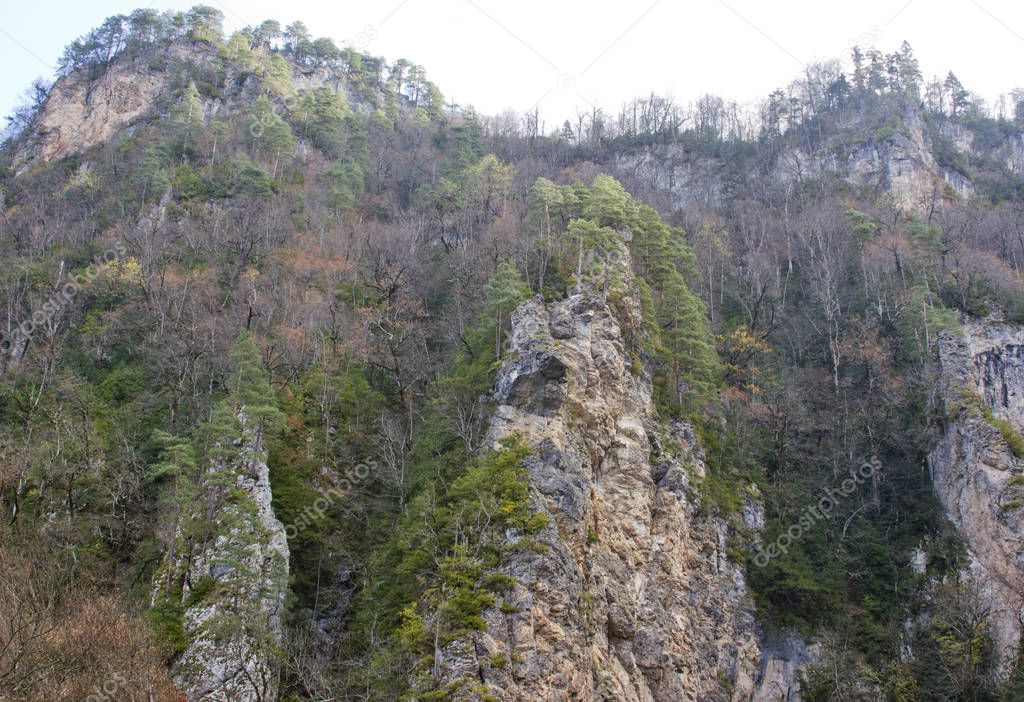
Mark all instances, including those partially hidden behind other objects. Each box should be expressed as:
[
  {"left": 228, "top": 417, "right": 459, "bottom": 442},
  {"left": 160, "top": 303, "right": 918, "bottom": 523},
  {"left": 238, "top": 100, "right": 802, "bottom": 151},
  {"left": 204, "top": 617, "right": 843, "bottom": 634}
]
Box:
[
  {"left": 12, "top": 41, "right": 381, "bottom": 173},
  {"left": 612, "top": 106, "right": 976, "bottom": 212},
  {"left": 929, "top": 316, "right": 1024, "bottom": 664},
  {"left": 436, "top": 243, "right": 800, "bottom": 701},
  {"left": 779, "top": 107, "right": 974, "bottom": 209},
  {"left": 152, "top": 410, "right": 290, "bottom": 702}
]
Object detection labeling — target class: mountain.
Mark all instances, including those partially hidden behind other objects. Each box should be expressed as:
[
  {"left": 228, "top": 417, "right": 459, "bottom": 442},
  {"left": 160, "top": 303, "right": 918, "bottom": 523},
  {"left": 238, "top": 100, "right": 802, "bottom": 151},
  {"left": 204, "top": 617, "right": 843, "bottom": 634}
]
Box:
[{"left": 1, "top": 6, "right": 1023, "bottom": 701}]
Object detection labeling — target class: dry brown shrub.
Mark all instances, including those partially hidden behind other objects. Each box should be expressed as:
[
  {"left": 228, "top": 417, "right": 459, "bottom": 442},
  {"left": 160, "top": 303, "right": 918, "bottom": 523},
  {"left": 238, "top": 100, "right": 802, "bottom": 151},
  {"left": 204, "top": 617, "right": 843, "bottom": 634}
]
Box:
[{"left": 0, "top": 542, "right": 182, "bottom": 702}]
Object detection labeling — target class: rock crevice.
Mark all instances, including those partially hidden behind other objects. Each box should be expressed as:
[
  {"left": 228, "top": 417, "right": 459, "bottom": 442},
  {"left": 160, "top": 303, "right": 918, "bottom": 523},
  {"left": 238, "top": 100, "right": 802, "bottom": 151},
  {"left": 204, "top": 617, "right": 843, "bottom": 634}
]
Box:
[
  {"left": 929, "top": 316, "right": 1024, "bottom": 663},
  {"left": 448, "top": 249, "right": 773, "bottom": 700}
]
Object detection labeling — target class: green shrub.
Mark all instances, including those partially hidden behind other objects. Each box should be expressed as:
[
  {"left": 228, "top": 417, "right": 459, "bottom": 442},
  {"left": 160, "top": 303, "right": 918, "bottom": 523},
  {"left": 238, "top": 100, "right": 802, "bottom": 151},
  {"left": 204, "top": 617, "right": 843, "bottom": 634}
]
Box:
[{"left": 145, "top": 599, "right": 189, "bottom": 658}]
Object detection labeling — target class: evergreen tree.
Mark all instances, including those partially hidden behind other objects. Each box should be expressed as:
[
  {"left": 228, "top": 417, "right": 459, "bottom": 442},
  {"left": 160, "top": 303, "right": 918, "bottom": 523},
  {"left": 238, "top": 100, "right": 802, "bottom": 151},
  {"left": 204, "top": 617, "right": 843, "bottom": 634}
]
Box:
[
  {"left": 227, "top": 331, "right": 283, "bottom": 436},
  {"left": 897, "top": 41, "right": 922, "bottom": 99},
  {"left": 170, "top": 81, "right": 204, "bottom": 159},
  {"left": 248, "top": 96, "right": 294, "bottom": 177},
  {"left": 483, "top": 261, "right": 530, "bottom": 359},
  {"left": 293, "top": 86, "right": 349, "bottom": 157},
  {"left": 945, "top": 71, "right": 971, "bottom": 116},
  {"left": 319, "top": 160, "right": 365, "bottom": 215},
  {"left": 866, "top": 49, "right": 887, "bottom": 94},
  {"left": 850, "top": 46, "right": 866, "bottom": 93},
  {"left": 185, "top": 5, "right": 223, "bottom": 45}
]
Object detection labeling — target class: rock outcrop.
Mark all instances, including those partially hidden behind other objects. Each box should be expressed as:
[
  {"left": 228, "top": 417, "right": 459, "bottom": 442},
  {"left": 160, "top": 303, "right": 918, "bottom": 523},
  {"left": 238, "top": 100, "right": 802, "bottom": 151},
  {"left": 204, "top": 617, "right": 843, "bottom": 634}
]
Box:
[
  {"left": 13, "top": 42, "right": 384, "bottom": 173},
  {"left": 929, "top": 316, "right": 1024, "bottom": 663},
  {"left": 834, "top": 108, "right": 973, "bottom": 208},
  {"left": 611, "top": 107, "right": 975, "bottom": 213},
  {"left": 153, "top": 410, "right": 290, "bottom": 702},
  {"left": 751, "top": 634, "right": 819, "bottom": 702},
  {"left": 12, "top": 53, "right": 178, "bottom": 171},
  {"left": 440, "top": 244, "right": 785, "bottom": 700}
]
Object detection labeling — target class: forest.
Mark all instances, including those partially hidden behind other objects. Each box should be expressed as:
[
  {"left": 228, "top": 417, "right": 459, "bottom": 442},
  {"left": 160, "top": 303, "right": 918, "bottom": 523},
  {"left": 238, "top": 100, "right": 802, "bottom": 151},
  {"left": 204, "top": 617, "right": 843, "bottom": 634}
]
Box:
[{"left": 2, "top": 5, "right": 1024, "bottom": 701}]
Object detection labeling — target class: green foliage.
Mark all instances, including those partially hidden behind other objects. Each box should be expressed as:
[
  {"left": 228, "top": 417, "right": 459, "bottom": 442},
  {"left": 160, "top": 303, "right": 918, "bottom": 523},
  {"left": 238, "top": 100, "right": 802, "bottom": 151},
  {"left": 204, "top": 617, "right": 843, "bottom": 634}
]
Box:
[
  {"left": 525, "top": 174, "right": 720, "bottom": 410},
  {"left": 483, "top": 260, "right": 531, "bottom": 360},
  {"left": 292, "top": 86, "right": 350, "bottom": 158},
  {"left": 170, "top": 81, "right": 205, "bottom": 159},
  {"left": 232, "top": 158, "right": 275, "bottom": 198},
  {"left": 248, "top": 96, "right": 295, "bottom": 163},
  {"left": 979, "top": 406, "right": 1024, "bottom": 459},
  {"left": 11, "top": 20, "right": 1024, "bottom": 702},
  {"left": 182, "top": 574, "right": 217, "bottom": 606},
  {"left": 897, "top": 284, "right": 959, "bottom": 362},
  {"left": 693, "top": 417, "right": 764, "bottom": 518},
  {"left": 144, "top": 599, "right": 188, "bottom": 658},
  {"left": 566, "top": 219, "right": 622, "bottom": 286},
  {"left": 581, "top": 173, "right": 633, "bottom": 227},
  {"left": 340, "top": 264, "right": 537, "bottom": 696},
  {"left": 655, "top": 271, "right": 720, "bottom": 407},
  {"left": 932, "top": 132, "right": 971, "bottom": 177},
  {"left": 135, "top": 145, "right": 172, "bottom": 202},
  {"left": 227, "top": 331, "right": 283, "bottom": 433},
  {"left": 148, "top": 429, "right": 196, "bottom": 483},
  {"left": 186, "top": 5, "right": 224, "bottom": 45},
  {"left": 267, "top": 360, "right": 387, "bottom": 602},
  {"left": 627, "top": 204, "right": 719, "bottom": 409},
  {"left": 846, "top": 208, "right": 879, "bottom": 244},
  {"left": 438, "top": 110, "right": 485, "bottom": 174},
  {"left": 318, "top": 160, "right": 365, "bottom": 214},
  {"left": 386, "top": 435, "right": 544, "bottom": 693},
  {"left": 895, "top": 580, "right": 1002, "bottom": 700}
]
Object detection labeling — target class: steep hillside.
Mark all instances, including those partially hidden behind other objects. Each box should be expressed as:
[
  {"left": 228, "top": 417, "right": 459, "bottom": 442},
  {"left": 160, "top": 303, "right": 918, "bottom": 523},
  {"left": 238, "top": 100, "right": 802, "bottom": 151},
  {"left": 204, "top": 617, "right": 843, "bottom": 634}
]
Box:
[{"left": 3, "top": 7, "right": 1024, "bottom": 702}]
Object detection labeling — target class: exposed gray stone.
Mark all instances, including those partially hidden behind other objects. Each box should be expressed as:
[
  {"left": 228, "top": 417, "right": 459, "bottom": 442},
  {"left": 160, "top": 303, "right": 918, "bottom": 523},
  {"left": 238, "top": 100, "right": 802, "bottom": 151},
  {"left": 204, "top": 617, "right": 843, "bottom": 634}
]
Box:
[{"left": 929, "top": 315, "right": 1024, "bottom": 666}]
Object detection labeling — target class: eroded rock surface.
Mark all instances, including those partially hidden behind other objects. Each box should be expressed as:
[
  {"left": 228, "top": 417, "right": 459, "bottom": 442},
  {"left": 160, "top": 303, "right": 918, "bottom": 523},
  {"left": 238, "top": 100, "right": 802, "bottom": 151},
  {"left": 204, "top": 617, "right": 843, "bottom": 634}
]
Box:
[
  {"left": 153, "top": 411, "right": 290, "bottom": 702},
  {"left": 438, "top": 246, "right": 791, "bottom": 700},
  {"left": 929, "top": 317, "right": 1024, "bottom": 662},
  {"left": 25, "top": 56, "right": 167, "bottom": 165}
]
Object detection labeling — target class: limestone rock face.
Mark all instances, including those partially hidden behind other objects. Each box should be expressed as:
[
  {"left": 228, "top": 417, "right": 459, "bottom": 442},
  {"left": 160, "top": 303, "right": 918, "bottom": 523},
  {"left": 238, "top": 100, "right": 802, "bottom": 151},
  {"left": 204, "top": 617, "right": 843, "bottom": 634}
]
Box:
[
  {"left": 154, "top": 411, "right": 290, "bottom": 702},
  {"left": 751, "top": 634, "right": 819, "bottom": 702},
  {"left": 28, "top": 57, "right": 167, "bottom": 164},
  {"left": 840, "top": 108, "right": 974, "bottom": 208},
  {"left": 611, "top": 107, "right": 975, "bottom": 213},
  {"left": 929, "top": 317, "right": 1024, "bottom": 662},
  {"left": 441, "top": 246, "right": 784, "bottom": 700}
]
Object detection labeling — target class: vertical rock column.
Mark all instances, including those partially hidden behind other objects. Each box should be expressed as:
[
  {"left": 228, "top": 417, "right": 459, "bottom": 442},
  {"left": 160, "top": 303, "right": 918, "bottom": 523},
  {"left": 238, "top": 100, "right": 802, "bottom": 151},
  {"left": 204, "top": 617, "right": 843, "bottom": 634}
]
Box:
[
  {"left": 154, "top": 410, "right": 290, "bottom": 702},
  {"left": 929, "top": 317, "right": 1024, "bottom": 664},
  {"left": 443, "top": 243, "right": 765, "bottom": 701}
]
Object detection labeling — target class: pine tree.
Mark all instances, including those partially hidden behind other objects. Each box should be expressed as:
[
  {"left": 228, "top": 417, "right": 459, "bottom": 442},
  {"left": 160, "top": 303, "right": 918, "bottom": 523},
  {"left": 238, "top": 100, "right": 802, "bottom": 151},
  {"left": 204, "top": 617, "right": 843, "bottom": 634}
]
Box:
[
  {"left": 249, "top": 96, "right": 294, "bottom": 177},
  {"left": 897, "top": 41, "right": 922, "bottom": 99},
  {"left": 567, "top": 219, "right": 621, "bottom": 290},
  {"left": 582, "top": 174, "right": 632, "bottom": 228},
  {"left": 294, "top": 86, "right": 349, "bottom": 157},
  {"left": 185, "top": 5, "right": 223, "bottom": 45},
  {"left": 483, "top": 261, "right": 530, "bottom": 360},
  {"left": 149, "top": 430, "right": 197, "bottom": 594},
  {"left": 850, "top": 46, "right": 866, "bottom": 93},
  {"left": 945, "top": 71, "right": 971, "bottom": 116},
  {"left": 227, "top": 331, "right": 283, "bottom": 436},
  {"left": 319, "top": 160, "right": 365, "bottom": 215},
  {"left": 170, "top": 81, "right": 204, "bottom": 159}
]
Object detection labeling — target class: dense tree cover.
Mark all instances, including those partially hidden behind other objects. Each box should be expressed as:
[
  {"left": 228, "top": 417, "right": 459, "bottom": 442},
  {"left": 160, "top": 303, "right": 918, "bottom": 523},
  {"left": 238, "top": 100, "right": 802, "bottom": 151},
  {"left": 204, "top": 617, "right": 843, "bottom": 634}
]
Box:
[
  {"left": 2, "top": 8, "right": 1024, "bottom": 700},
  {"left": 526, "top": 173, "right": 719, "bottom": 408}
]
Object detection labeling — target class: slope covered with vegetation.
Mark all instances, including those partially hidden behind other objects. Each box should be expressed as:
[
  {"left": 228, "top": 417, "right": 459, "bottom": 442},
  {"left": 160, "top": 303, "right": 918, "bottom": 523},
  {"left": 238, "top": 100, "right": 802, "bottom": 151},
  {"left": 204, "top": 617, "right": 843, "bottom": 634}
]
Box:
[{"left": 2, "top": 6, "right": 1024, "bottom": 700}]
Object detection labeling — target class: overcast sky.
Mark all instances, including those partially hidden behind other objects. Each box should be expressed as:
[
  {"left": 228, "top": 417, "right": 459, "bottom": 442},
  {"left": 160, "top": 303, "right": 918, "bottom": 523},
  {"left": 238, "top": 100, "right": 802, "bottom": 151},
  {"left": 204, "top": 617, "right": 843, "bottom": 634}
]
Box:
[{"left": 1, "top": 0, "right": 1023, "bottom": 130}]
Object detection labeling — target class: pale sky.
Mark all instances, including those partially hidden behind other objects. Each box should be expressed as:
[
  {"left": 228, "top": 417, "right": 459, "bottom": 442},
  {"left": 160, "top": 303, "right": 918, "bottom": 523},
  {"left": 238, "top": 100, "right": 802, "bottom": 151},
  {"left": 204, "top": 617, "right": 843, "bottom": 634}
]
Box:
[{"left": 1, "top": 0, "right": 1023, "bottom": 131}]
